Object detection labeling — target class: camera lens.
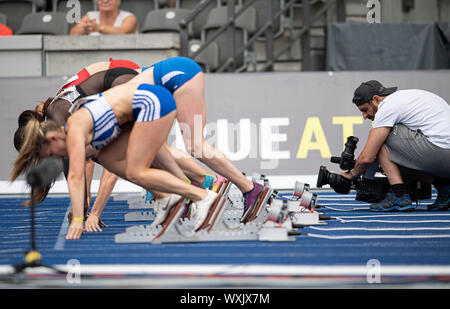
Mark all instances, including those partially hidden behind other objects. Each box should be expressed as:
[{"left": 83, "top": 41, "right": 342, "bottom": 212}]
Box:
[
  {"left": 344, "top": 136, "right": 359, "bottom": 152},
  {"left": 339, "top": 136, "right": 359, "bottom": 170}
]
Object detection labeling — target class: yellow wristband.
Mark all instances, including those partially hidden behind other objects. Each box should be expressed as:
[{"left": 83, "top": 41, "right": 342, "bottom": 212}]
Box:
[{"left": 72, "top": 216, "right": 84, "bottom": 222}]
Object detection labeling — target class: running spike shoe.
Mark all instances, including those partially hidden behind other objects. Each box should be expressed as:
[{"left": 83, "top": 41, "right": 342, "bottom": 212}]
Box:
[
  {"left": 241, "top": 182, "right": 264, "bottom": 222},
  {"left": 191, "top": 190, "right": 218, "bottom": 231},
  {"left": 150, "top": 193, "right": 182, "bottom": 227}
]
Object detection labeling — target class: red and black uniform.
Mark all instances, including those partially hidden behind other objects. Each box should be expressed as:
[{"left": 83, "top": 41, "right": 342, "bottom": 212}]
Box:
[{"left": 59, "top": 58, "right": 140, "bottom": 91}]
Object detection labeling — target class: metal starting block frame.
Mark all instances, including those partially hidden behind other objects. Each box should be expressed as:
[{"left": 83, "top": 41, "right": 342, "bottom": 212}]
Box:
[
  {"left": 292, "top": 212, "right": 321, "bottom": 226},
  {"left": 115, "top": 177, "right": 277, "bottom": 244},
  {"left": 226, "top": 185, "right": 244, "bottom": 210},
  {"left": 127, "top": 200, "right": 154, "bottom": 210},
  {"left": 113, "top": 191, "right": 156, "bottom": 221},
  {"left": 268, "top": 198, "right": 323, "bottom": 227},
  {"left": 113, "top": 192, "right": 154, "bottom": 210},
  {"left": 255, "top": 179, "right": 328, "bottom": 241},
  {"left": 258, "top": 220, "right": 297, "bottom": 242},
  {"left": 124, "top": 211, "right": 155, "bottom": 222}
]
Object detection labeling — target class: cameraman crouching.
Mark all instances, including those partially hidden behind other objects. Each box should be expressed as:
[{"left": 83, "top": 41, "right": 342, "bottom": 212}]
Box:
[{"left": 340, "top": 80, "right": 450, "bottom": 212}]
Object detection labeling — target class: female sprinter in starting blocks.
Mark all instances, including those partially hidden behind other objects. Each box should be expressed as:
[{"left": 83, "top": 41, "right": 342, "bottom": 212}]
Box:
[
  {"left": 11, "top": 82, "right": 218, "bottom": 240},
  {"left": 132, "top": 57, "right": 266, "bottom": 223},
  {"left": 13, "top": 60, "right": 215, "bottom": 232}
]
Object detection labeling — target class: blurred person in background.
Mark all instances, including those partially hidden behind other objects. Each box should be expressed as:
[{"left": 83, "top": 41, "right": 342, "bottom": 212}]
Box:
[
  {"left": 70, "top": 0, "right": 137, "bottom": 35},
  {"left": 0, "top": 23, "right": 12, "bottom": 36}
]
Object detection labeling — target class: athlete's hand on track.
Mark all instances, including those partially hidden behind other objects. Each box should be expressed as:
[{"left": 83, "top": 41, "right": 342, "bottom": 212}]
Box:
[
  {"left": 85, "top": 213, "right": 107, "bottom": 232},
  {"left": 66, "top": 221, "right": 84, "bottom": 240}
]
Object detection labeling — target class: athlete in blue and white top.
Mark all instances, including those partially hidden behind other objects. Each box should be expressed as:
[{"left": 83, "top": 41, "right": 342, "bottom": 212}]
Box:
[
  {"left": 13, "top": 82, "right": 218, "bottom": 240},
  {"left": 13, "top": 58, "right": 218, "bottom": 233}
]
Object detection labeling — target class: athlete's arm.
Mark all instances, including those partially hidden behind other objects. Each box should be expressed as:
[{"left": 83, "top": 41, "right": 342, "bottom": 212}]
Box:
[
  {"left": 65, "top": 110, "right": 93, "bottom": 239},
  {"left": 85, "top": 168, "right": 118, "bottom": 232}
]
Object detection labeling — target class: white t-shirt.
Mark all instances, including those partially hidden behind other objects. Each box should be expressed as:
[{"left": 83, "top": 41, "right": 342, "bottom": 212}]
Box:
[
  {"left": 87, "top": 10, "right": 137, "bottom": 35},
  {"left": 373, "top": 89, "right": 450, "bottom": 149}
]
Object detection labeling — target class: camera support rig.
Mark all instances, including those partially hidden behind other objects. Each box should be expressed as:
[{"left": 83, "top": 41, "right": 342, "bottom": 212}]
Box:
[{"left": 316, "top": 136, "right": 431, "bottom": 203}]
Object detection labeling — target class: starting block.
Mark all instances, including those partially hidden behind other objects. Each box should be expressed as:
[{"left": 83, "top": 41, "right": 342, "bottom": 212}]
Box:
[
  {"left": 291, "top": 212, "right": 320, "bottom": 226},
  {"left": 113, "top": 192, "right": 154, "bottom": 210},
  {"left": 124, "top": 211, "right": 155, "bottom": 222},
  {"left": 123, "top": 197, "right": 155, "bottom": 220},
  {"left": 292, "top": 180, "right": 317, "bottom": 210},
  {"left": 293, "top": 181, "right": 310, "bottom": 197},
  {"left": 252, "top": 173, "right": 269, "bottom": 186},
  {"left": 152, "top": 180, "right": 263, "bottom": 244},
  {"left": 115, "top": 225, "right": 162, "bottom": 243},
  {"left": 116, "top": 180, "right": 230, "bottom": 244},
  {"left": 255, "top": 179, "right": 327, "bottom": 241},
  {"left": 128, "top": 199, "right": 154, "bottom": 210},
  {"left": 258, "top": 220, "right": 297, "bottom": 242},
  {"left": 227, "top": 185, "right": 244, "bottom": 210},
  {"left": 115, "top": 176, "right": 277, "bottom": 244},
  {"left": 257, "top": 200, "right": 299, "bottom": 242},
  {"left": 267, "top": 195, "right": 322, "bottom": 227},
  {"left": 114, "top": 190, "right": 156, "bottom": 222}
]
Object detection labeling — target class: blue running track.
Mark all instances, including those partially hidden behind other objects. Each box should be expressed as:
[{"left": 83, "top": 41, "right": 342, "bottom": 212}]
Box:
[{"left": 1, "top": 190, "right": 449, "bottom": 286}]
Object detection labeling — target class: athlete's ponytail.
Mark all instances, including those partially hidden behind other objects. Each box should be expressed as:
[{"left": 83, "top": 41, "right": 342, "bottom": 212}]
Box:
[
  {"left": 10, "top": 119, "right": 60, "bottom": 182},
  {"left": 35, "top": 97, "right": 53, "bottom": 119},
  {"left": 14, "top": 103, "right": 49, "bottom": 152}
]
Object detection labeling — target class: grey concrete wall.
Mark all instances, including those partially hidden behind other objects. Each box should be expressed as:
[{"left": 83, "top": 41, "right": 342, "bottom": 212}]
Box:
[
  {"left": 0, "top": 33, "right": 180, "bottom": 77},
  {"left": 0, "top": 75, "right": 63, "bottom": 181},
  {"left": 1, "top": 70, "right": 449, "bottom": 182},
  {"left": 43, "top": 33, "right": 180, "bottom": 76},
  {"left": 0, "top": 35, "right": 43, "bottom": 77}
]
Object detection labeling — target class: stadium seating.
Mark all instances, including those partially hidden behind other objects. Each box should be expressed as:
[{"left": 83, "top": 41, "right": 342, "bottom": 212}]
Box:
[
  {"left": 119, "top": 0, "right": 158, "bottom": 31},
  {"left": 201, "top": 5, "right": 257, "bottom": 71},
  {"left": 189, "top": 39, "right": 220, "bottom": 72},
  {"left": 0, "top": 11, "right": 6, "bottom": 25},
  {"left": 0, "top": 0, "right": 447, "bottom": 75},
  {"left": 177, "top": 0, "right": 217, "bottom": 38},
  {"left": 141, "top": 8, "right": 192, "bottom": 34},
  {"left": 0, "top": 0, "right": 45, "bottom": 33},
  {"left": 16, "top": 11, "right": 68, "bottom": 35},
  {"left": 245, "top": 0, "right": 285, "bottom": 39},
  {"left": 157, "top": 0, "right": 168, "bottom": 7},
  {"left": 53, "top": 0, "right": 95, "bottom": 14}
]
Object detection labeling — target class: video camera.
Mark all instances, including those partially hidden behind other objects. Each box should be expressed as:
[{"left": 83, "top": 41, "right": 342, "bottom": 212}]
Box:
[{"left": 316, "top": 136, "right": 431, "bottom": 203}]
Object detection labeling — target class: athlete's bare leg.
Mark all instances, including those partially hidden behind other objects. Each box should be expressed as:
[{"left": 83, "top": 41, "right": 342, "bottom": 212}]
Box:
[{"left": 174, "top": 73, "right": 254, "bottom": 193}]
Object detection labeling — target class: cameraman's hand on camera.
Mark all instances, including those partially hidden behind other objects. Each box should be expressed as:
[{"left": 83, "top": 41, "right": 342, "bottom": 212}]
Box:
[{"left": 338, "top": 171, "right": 353, "bottom": 180}]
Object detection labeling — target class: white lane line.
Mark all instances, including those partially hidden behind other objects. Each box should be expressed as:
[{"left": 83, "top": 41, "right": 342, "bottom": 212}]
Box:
[{"left": 53, "top": 203, "right": 72, "bottom": 251}]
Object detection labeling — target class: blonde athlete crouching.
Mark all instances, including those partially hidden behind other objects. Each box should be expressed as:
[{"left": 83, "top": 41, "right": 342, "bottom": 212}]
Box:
[{"left": 11, "top": 82, "right": 217, "bottom": 240}]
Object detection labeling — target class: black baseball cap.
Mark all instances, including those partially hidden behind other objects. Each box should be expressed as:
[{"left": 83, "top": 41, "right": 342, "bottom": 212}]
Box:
[{"left": 352, "top": 80, "right": 397, "bottom": 106}]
